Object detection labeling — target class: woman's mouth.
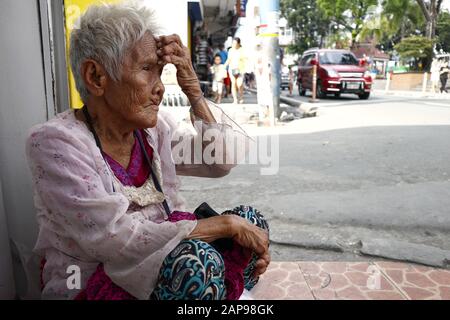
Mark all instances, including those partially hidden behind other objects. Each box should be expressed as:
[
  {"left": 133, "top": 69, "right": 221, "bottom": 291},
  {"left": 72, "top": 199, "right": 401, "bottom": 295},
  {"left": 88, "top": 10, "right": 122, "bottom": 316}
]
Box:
[{"left": 144, "top": 104, "right": 159, "bottom": 112}]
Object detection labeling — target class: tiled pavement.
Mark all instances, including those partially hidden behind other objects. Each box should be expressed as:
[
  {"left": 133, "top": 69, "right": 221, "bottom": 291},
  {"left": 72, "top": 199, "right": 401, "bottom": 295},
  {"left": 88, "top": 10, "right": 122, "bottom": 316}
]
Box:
[{"left": 250, "top": 261, "right": 450, "bottom": 300}]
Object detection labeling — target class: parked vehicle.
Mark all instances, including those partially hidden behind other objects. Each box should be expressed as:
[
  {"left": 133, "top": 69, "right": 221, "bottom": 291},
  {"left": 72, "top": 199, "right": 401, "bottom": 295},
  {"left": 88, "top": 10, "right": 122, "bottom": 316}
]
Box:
[{"left": 297, "top": 49, "right": 373, "bottom": 99}]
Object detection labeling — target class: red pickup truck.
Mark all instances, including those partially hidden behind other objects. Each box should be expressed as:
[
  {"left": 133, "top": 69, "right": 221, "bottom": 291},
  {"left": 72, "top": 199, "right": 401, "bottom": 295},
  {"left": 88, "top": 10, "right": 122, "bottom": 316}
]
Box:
[{"left": 297, "top": 48, "right": 373, "bottom": 99}]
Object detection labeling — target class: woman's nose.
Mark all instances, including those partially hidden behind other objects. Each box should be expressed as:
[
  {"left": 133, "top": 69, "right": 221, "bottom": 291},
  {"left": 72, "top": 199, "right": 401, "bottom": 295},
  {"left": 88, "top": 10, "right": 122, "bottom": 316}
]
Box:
[{"left": 152, "top": 80, "right": 165, "bottom": 98}]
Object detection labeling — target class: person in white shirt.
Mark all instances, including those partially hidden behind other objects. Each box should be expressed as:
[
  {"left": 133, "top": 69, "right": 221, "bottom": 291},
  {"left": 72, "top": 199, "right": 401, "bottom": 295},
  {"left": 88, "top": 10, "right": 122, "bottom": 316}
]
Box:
[
  {"left": 210, "top": 55, "right": 227, "bottom": 104},
  {"left": 225, "top": 38, "right": 247, "bottom": 104},
  {"left": 430, "top": 58, "right": 442, "bottom": 93}
]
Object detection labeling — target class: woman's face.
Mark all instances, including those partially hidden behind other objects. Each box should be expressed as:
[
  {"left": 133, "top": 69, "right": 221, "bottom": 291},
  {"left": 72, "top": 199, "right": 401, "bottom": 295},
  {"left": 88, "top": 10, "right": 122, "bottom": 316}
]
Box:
[
  {"left": 104, "top": 32, "right": 165, "bottom": 129},
  {"left": 233, "top": 40, "right": 240, "bottom": 49}
]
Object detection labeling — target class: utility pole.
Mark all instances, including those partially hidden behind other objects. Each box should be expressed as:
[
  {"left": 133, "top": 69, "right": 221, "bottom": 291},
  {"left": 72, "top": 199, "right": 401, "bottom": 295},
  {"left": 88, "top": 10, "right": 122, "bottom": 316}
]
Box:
[{"left": 258, "top": 0, "right": 281, "bottom": 125}]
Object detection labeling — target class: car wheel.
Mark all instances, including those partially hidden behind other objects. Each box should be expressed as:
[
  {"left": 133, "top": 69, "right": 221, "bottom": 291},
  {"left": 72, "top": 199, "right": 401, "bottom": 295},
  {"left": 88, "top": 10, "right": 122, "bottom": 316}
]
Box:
[
  {"left": 298, "top": 81, "right": 306, "bottom": 96},
  {"left": 316, "top": 80, "right": 326, "bottom": 99},
  {"left": 359, "top": 92, "right": 370, "bottom": 100},
  {"left": 334, "top": 93, "right": 341, "bottom": 98}
]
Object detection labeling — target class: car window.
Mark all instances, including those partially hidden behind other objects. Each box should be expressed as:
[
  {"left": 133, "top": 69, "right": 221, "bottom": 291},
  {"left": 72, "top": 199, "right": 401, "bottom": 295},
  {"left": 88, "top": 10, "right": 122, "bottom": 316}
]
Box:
[
  {"left": 306, "top": 53, "right": 316, "bottom": 66},
  {"left": 318, "top": 51, "right": 359, "bottom": 65},
  {"left": 301, "top": 53, "right": 315, "bottom": 66},
  {"left": 300, "top": 55, "right": 309, "bottom": 66}
]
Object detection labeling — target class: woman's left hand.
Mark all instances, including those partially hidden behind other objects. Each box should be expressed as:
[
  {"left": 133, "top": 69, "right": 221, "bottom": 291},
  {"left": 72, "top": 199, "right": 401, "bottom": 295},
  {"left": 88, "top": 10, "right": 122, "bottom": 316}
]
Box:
[{"left": 156, "top": 34, "right": 202, "bottom": 98}]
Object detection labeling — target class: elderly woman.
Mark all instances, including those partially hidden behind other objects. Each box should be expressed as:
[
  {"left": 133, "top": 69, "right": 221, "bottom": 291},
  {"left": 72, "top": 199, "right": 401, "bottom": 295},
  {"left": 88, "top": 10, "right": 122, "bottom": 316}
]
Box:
[{"left": 26, "top": 3, "right": 269, "bottom": 300}]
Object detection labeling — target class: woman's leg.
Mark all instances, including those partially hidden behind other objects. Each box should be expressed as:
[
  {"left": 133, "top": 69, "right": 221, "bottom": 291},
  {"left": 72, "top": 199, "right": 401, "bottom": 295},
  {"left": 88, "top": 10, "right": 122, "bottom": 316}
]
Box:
[
  {"left": 217, "top": 82, "right": 223, "bottom": 104},
  {"left": 236, "top": 76, "right": 244, "bottom": 103},
  {"left": 227, "top": 205, "right": 269, "bottom": 291},
  {"left": 151, "top": 239, "right": 226, "bottom": 300},
  {"left": 230, "top": 76, "right": 238, "bottom": 104}
]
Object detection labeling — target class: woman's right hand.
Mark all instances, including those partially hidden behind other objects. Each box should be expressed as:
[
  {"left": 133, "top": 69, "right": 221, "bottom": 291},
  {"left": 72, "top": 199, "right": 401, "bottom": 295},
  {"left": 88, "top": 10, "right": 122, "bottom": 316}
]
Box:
[
  {"left": 187, "top": 214, "right": 271, "bottom": 277},
  {"left": 229, "top": 215, "right": 269, "bottom": 257},
  {"left": 229, "top": 215, "right": 270, "bottom": 277}
]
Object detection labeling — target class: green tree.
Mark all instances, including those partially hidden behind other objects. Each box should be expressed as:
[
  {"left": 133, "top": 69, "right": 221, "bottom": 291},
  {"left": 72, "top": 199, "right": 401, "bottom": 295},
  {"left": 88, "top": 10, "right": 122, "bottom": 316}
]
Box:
[
  {"left": 368, "top": 0, "right": 426, "bottom": 53},
  {"left": 382, "top": 0, "right": 425, "bottom": 39},
  {"left": 436, "top": 11, "right": 450, "bottom": 52},
  {"left": 280, "top": 0, "right": 330, "bottom": 54},
  {"left": 394, "top": 35, "right": 434, "bottom": 69},
  {"left": 317, "top": 0, "right": 379, "bottom": 48}
]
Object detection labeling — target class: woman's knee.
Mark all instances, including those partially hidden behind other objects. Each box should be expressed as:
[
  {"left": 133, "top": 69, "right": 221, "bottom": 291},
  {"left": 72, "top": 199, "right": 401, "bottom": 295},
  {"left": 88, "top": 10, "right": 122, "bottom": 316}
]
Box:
[
  {"left": 152, "top": 239, "right": 226, "bottom": 300},
  {"left": 231, "top": 205, "right": 269, "bottom": 232}
]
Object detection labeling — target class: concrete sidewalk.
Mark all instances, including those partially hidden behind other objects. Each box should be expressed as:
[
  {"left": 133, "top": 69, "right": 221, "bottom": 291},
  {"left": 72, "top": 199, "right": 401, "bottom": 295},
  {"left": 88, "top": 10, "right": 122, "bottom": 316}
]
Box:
[
  {"left": 372, "top": 89, "right": 450, "bottom": 100},
  {"left": 251, "top": 261, "right": 450, "bottom": 300}
]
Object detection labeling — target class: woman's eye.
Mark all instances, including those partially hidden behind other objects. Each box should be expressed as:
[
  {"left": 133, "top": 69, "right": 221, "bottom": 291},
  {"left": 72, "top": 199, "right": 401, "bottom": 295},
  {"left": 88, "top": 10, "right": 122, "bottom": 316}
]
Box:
[{"left": 143, "top": 65, "right": 151, "bottom": 71}]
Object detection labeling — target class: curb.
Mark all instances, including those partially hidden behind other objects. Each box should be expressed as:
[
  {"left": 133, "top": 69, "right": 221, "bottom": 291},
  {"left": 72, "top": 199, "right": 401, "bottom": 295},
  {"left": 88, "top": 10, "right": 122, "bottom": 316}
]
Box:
[{"left": 246, "top": 88, "right": 303, "bottom": 107}]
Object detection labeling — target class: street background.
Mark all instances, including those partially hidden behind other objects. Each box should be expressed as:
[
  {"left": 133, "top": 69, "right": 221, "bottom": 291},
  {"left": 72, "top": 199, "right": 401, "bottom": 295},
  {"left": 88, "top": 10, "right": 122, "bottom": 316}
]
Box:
[
  {"left": 173, "top": 0, "right": 450, "bottom": 271},
  {"left": 180, "top": 89, "right": 450, "bottom": 268}
]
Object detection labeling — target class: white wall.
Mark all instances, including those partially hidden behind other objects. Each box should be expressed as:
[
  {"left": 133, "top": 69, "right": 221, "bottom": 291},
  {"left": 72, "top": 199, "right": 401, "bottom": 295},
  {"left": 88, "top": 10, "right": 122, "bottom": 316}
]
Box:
[
  {"left": 0, "top": 0, "right": 51, "bottom": 299},
  {"left": 143, "top": 0, "right": 188, "bottom": 43}
]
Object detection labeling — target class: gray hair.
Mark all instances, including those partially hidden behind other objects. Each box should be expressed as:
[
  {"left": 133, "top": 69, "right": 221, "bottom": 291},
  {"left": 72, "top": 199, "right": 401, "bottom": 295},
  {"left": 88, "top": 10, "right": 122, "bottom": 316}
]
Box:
[{"left": 69, "top": 2, "right": 160, "bottom": 103}]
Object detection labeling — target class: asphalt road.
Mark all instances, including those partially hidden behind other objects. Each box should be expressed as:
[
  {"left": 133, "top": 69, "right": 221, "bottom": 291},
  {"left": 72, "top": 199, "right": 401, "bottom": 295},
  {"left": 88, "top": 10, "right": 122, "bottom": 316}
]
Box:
[{"left": 179, "top": 92, "right": 450, "bottom": 266}]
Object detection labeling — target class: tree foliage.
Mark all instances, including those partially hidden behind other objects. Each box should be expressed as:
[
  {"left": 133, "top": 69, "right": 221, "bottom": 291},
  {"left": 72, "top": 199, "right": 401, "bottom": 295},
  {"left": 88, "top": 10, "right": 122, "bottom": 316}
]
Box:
[
  {"left": 317, "top": 0, "right": 379, "bottom": 47},
  {"left": 436, "top": 11, "right": 450, "bottom": 52},
  {"left": 394, "top": 35, "right": 434, "bottom": 68},
  {"left": 382, "top": 0, "right": 425, "bottom": 39},
  {"left": 280, "top": 0, "right": 447, "bottom": 59},
  {"left": 280, "top": 0, "right": 330, "bottom": 54}
]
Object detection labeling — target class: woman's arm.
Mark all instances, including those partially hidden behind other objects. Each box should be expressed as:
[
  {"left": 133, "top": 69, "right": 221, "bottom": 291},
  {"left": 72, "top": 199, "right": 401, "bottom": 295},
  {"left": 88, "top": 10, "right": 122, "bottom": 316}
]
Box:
[
  {"left": 156, "top": 35, "right": 216, "bottom": 124},
  {"left": 157, "top": 35, "right": 245, "bottom": 178},
  {"left": 187, "top": 215, "right": 233, "bottom": 243}
]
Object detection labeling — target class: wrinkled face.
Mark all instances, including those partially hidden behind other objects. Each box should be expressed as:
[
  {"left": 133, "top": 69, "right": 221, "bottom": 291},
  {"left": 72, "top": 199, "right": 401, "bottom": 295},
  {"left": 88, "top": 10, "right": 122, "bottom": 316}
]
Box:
[{"left": 104, "top": 32, "right": 165, "bottom": 129}]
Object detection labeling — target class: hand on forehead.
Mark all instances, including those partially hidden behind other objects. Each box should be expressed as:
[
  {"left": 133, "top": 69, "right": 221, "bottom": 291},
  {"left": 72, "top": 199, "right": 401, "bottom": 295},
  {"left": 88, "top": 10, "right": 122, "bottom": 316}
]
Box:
[
  {"left": 155, "top": 34, "right": 183, "bottom": 47},
  {"left": 155, "top": 34, "right": 186, "bottom": 65}
]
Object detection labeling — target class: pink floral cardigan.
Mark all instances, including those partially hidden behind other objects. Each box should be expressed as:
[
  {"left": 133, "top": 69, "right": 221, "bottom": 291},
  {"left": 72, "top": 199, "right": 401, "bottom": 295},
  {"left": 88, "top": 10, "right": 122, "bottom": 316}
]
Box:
[{"left": 26, "top": 106, "right": 242, "bottom": 300}]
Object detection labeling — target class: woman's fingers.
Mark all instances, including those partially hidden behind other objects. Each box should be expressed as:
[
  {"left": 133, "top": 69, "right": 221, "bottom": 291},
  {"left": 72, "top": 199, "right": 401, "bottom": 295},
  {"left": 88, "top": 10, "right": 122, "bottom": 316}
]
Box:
[
  {"left": 160, "top": 54, "right": 186, "bottom": 67},
  {"left": 232, "top": 217, "right": 269, "bottom": 255},
  {"left": 157, "top": 42, "right": 184, "bottom": 58},
  {"left": 257, "top": 229, "right": 270, "bottom": 254},
  {"left": 254, "top": 265, "right": 268, "bottom": 278},
  {"left": 253, "top": 255, "right": 271, "bottom": 278},
  {"left": 157, "top": 34, "right": 183, "bottom": 47}
]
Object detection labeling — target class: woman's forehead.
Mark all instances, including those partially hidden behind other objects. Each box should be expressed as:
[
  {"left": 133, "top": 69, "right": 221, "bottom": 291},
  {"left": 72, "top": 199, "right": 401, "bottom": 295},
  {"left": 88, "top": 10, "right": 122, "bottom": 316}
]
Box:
[{"left": 127, "top": 33, "right": 158, "bottom": 64}]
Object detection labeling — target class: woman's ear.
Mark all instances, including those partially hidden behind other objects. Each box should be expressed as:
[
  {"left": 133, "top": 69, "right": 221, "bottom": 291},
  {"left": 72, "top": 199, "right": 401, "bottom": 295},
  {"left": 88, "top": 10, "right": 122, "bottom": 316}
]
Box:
[{"left": 80, "top": 59, "right": 107, "bottom": 97}]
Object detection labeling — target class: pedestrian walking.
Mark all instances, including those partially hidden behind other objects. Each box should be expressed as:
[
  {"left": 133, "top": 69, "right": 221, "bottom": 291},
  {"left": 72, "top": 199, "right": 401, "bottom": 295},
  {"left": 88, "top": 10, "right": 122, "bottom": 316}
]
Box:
[
  {"left": 288, "top": 66, "right": 294, "bottom": 96},
  {"left": 224, "top": 37, "right": 246, "bottom": 104},
  {"left": 440, "top": 60, "right": 449, "bottom": 94},
  {"left": 430, "top": 58, "right": 441, "bottom": 93}
]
